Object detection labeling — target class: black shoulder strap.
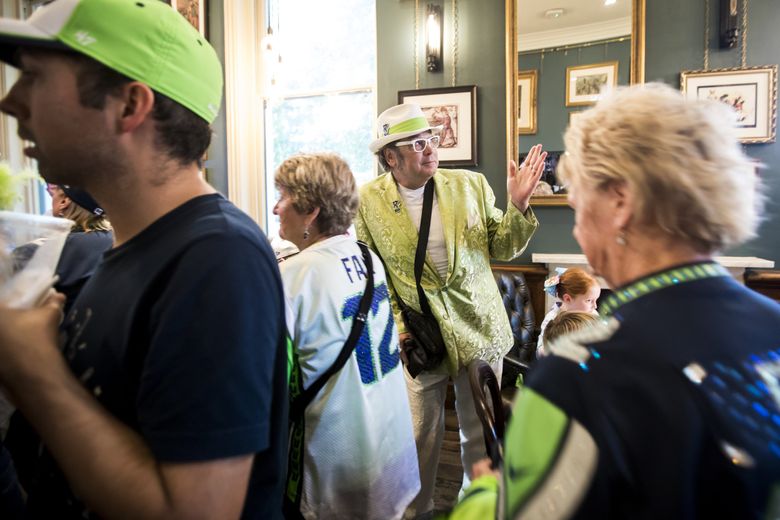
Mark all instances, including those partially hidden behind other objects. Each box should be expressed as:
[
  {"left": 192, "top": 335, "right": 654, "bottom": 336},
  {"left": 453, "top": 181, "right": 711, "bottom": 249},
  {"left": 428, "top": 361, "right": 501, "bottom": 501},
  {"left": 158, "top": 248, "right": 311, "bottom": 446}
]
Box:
[
  {"left": 289, "top": 241, "right": 374, "bottom": 420},
  {"left": 414, "top": 179, "right": 435, "bottom": 315}
]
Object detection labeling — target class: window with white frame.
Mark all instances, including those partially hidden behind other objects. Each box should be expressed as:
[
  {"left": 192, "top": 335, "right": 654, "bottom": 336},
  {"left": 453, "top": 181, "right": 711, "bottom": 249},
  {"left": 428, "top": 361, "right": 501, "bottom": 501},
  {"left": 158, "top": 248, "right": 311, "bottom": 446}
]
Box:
[{"left": 263, "top": 0, "right": 376, "bottom": 238}]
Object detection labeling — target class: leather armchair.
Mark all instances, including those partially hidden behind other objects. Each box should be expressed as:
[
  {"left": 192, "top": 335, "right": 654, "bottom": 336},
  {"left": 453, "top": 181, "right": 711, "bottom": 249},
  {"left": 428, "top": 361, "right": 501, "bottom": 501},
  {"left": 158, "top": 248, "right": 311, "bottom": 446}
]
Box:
[{"left": 493, "top": 270, "right": 537, "bottom": 386}]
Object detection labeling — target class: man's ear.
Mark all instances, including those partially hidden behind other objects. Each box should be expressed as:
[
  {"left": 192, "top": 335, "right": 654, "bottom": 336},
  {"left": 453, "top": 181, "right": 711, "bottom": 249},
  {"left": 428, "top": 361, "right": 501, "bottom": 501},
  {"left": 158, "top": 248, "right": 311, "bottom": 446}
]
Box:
[
  {"left": 116, "top": 81, "right": 155, "bottom": 133},
  {"left": 383, "top": 148, "right": 398, "bottom": 169}
]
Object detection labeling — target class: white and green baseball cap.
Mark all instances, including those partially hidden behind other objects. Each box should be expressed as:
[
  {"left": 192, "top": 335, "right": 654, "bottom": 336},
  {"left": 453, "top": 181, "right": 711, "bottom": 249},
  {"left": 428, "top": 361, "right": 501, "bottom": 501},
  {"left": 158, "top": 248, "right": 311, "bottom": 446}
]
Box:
[{"left": 0, "top": 0, "right": 222, "bottom": 123}]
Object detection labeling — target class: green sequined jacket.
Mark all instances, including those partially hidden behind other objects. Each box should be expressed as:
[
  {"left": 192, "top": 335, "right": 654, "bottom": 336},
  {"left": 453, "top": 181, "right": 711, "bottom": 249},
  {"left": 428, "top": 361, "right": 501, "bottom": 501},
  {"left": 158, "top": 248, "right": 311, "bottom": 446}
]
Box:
[{"left": 355, "top": 168, "right": 538, "bottom": 376}]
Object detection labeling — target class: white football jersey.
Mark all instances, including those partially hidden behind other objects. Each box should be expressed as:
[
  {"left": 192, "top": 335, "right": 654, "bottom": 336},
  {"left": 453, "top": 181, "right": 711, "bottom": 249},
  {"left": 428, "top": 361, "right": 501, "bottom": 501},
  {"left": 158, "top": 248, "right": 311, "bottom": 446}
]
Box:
[{"left": 281, "top": 235, "right": 420, "bottom": 520}]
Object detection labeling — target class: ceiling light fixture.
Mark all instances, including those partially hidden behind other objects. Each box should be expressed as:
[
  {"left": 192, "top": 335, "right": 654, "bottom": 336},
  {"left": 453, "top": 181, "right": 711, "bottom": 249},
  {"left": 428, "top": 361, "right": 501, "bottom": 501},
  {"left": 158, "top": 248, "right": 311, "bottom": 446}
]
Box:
[
  {"left": 604, "top": 0, "right": 617, "bottom": 5},
  {"left": 544, "top": 8, "right": 565, "bottom": 19}
]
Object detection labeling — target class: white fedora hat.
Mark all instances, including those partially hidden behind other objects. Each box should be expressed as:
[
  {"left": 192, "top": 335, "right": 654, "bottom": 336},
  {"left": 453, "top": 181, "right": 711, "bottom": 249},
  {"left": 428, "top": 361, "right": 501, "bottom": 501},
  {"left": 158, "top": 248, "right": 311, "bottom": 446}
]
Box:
[{"left": 369, "top": 103, "right": 442, "bottom": 153}]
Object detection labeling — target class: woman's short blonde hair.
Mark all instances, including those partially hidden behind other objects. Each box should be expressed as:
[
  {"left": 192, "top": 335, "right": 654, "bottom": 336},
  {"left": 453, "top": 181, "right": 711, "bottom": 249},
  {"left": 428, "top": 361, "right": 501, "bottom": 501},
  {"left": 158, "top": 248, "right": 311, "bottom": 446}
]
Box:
[
  {"left": 274, "top": 153, "right": 359, "bottom": 236},
  {"left": 559, "top": 82, "right": 764, "bottom": 253}
]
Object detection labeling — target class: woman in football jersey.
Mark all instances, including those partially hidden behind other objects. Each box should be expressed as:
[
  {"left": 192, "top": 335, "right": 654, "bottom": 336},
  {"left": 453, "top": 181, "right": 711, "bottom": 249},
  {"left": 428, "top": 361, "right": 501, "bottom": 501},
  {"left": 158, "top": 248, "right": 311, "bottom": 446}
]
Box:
[{"left": 274, "top": 153, "right": 420, "bottom": 520}]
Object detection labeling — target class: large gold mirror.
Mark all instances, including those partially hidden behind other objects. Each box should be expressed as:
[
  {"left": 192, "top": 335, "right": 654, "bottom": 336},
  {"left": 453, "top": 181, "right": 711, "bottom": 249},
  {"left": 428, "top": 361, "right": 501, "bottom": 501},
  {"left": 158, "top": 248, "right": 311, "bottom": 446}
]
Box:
[{"left": 506, "top": 0, "right": 645, "bottom": 206}]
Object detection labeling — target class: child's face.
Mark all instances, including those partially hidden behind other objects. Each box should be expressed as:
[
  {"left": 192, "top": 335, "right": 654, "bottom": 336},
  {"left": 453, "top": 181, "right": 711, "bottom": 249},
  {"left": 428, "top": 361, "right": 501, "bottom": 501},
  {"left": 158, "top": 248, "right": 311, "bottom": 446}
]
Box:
[{"left": 563, "top": 285, "right": 601, "bottom": 313}]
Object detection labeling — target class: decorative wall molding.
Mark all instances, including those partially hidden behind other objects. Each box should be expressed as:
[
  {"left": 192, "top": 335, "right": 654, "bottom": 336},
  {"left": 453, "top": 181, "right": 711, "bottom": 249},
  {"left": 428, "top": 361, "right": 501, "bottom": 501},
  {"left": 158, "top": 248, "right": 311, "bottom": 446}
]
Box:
[{"left": 519, "top": 16, "right": 631, "bottom": 52}]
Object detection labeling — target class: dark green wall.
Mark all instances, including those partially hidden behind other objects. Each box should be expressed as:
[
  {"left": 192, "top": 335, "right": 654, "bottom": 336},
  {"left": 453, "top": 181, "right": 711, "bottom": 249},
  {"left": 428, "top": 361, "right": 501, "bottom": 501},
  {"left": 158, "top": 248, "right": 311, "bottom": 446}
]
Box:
[
  {"left": 519, "top": 40, "right": 631, "bottom": 151},
  {"left": 646, "top": 0, "right": 780, "bottom": 264},
  {"left": 376, "top": 0, "right": 508, "bottom": 209}
]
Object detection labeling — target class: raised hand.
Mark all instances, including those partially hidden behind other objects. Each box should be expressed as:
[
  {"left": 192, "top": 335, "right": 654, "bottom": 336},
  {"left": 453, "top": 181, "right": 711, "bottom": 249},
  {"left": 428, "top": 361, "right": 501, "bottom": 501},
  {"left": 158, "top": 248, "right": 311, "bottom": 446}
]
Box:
[{"left": 507, "top": 143, "right": 547, "bottom": 213}]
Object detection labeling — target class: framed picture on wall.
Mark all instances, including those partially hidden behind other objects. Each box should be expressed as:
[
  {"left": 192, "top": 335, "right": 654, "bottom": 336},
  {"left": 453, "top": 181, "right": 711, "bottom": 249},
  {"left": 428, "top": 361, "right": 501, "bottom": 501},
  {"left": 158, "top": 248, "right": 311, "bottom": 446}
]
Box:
[
  {"left": 565, "top": 61, "right": 618, "bottom": 107},
  {"left": 568, "top": 110, "right": 587, "bottom": 125},
  {"left": 163, "top": 0, "right": 208, "bottom": 37},
  {"left": 517, "top": 70, "right": 537, "bottom": 135},
  {"left": 680, "top": 65, "right": 778, "bottom": 144},
  {"left": 398, "top": 85, "right": 478, "bottom": 167}
]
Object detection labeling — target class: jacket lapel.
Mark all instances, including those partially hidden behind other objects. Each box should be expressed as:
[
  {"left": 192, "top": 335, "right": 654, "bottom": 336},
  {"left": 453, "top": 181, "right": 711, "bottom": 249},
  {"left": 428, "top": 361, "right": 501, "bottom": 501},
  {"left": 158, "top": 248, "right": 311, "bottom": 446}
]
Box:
[
  {"left": 434, "top": 172, "right": 458, "bottom": 283},
  {"left": 376, "top": 174, "right": 419, "bottom": 249}
]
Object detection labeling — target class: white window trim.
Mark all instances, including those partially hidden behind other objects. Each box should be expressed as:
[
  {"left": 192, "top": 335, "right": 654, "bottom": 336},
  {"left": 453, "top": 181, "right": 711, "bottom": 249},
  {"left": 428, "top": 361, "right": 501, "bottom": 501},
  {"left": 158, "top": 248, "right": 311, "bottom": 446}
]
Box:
[
  {"left": 222, "top": 0, "right": 267, "bottom": 227},
  {"left": 0, "top": 0, "right": 43, "bottom": 214}
]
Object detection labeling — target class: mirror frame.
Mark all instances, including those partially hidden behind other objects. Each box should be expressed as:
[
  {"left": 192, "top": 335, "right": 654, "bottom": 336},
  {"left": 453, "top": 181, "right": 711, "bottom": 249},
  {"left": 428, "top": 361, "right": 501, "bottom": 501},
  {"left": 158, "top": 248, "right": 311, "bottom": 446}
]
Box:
[{"left": 506, "top": 0, "right": 646, "bottom": 206}]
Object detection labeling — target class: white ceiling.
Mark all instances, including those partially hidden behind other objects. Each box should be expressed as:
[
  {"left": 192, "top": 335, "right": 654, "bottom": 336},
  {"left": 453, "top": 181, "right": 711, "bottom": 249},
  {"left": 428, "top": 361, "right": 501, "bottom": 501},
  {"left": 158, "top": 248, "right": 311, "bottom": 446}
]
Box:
[
  {"left": 518, "top": 0, "right": 630, "bottom": 35},
  {"left": 518, "top": 0, "right": 632, "bottom": 51}
]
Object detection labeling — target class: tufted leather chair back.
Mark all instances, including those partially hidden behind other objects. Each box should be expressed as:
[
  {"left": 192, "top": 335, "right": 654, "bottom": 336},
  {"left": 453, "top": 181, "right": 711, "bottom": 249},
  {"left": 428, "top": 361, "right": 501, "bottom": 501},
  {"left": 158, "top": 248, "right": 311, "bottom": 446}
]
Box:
[{"left": 494, "top": 271, "right": 537, "bottom": 365}]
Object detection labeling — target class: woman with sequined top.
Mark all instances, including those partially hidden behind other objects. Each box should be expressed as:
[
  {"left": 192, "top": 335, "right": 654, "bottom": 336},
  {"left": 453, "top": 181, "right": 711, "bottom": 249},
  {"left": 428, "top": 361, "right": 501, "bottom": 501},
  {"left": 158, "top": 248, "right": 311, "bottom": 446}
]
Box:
[{"left": 449, "top": 83, "right": 780, "bottom": 520}]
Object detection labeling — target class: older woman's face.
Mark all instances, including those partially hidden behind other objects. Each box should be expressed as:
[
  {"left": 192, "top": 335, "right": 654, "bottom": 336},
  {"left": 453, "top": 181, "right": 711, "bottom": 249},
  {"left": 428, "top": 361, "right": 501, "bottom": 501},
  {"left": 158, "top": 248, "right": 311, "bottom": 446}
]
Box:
[
  {"left": 568, "top": 185, "right": 614, "bottom": 280},
  {"left": 273, "top": 187, "right": 309, "bottom": 248}
]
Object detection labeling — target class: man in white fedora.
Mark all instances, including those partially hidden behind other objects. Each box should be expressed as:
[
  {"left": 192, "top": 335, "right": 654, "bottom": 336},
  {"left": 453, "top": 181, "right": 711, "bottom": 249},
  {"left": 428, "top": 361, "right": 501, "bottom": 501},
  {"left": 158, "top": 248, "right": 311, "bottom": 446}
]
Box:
[{"left": 355, "top": 103, "right": 547, "bottom": 518}]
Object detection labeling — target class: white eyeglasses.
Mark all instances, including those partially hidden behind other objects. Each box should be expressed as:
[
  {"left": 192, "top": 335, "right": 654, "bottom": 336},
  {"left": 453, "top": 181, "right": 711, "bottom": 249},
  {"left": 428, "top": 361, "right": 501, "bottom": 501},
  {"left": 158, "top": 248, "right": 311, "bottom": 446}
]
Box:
[{"left": 394, "top": 135, "right": 441, "bottom": 152}]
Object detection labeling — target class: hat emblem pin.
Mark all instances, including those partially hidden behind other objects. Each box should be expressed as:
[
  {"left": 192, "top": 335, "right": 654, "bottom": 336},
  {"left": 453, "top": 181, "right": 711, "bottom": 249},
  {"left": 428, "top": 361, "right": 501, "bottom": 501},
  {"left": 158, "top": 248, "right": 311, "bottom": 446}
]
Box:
[
  {"left": 75, "top": 31, "right": 97, "bottom": 46},
  {"left": 382, "top": 124, "right": 390, "bottom": 136}
]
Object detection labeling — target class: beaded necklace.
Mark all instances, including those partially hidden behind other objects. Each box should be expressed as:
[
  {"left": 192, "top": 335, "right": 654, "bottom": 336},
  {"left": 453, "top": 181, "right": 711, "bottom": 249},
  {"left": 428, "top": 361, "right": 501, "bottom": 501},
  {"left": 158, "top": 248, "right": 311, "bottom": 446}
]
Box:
[{"left": 599, "top": 262, "right": 730, "bottom": 318}]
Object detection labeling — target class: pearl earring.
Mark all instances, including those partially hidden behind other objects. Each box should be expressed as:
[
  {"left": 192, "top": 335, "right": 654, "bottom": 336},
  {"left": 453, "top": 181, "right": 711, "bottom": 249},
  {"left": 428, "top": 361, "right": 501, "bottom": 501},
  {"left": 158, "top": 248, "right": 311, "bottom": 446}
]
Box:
[{"left": 615, "top": 230, "right": 627, "bottom": 246}]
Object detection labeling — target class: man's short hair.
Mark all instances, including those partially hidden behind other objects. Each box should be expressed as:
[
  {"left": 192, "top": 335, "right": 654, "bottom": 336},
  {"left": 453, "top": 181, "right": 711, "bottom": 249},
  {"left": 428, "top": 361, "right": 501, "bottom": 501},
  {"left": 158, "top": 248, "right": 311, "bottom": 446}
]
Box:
[
  {"left": 543, "top": 311, "right": 599, "bottom": 346},
  {"left": 68, "top": 53, "right": 211, "bottom": 167},
  {"left": 376, "top": 147, "right": 394, "bottom": 172}
]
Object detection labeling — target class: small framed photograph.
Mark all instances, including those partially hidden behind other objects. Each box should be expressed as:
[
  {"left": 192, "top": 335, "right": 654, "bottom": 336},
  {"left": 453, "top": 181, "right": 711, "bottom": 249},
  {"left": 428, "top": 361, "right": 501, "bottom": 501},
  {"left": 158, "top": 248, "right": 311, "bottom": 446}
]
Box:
[
  {"left": 681, "top": 65, "right": 778, "bottom": 144},
  {"left": 164, "top": 0, "right": 208, "bottom": 37},
  {"left": 517, "top": 70, "right": 537, "bottom": 135},
  {"left": 568, "top": 110, "right": 587, "bottom": 125},
  {"left": 565, "top": 61, "right": 618, "bottom": 107},
  {"left": 398, "top": 85, "right": 478, "bottom": 167}
]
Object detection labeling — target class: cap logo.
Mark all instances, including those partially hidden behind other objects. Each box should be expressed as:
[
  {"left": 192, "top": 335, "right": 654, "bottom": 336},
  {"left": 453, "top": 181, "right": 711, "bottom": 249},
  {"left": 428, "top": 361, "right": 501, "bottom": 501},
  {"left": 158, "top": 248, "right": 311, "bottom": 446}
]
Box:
[
  {"left": 382, "top": 124, "right": 390, "bottom": 136},
  {"left": 74, "top": 31, "right": 96, "bottom": 46}
]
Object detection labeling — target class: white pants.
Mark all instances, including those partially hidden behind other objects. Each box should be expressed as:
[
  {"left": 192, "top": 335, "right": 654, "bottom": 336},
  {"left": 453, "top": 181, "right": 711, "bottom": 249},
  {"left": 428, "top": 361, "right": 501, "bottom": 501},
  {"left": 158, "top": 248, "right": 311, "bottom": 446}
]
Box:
[{"left": 403, "top": 359, "right": 503, "bottom": 518}]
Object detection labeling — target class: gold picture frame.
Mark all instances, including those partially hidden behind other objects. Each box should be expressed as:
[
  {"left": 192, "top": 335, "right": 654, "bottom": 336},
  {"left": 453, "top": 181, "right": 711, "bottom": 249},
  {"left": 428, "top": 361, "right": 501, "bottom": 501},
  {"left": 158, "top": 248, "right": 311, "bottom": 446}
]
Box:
[
  {"left": 565, "top": 61, "right": 619, "bottom": 107},
  {"left": 680, "top": 65, "right": 778, "bottom": 144},
  {"left": 507, "top": 0, "right": 645, "bottom": 207},
  {"left": 517, "top": 70, "right": 537, "bottom": 135}
]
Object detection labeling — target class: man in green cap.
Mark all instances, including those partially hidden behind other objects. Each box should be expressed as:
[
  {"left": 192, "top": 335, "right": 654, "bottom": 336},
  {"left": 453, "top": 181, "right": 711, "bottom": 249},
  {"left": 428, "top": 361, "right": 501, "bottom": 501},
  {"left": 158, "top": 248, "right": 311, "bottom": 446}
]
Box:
[{"left": 0, "top": 1, "right": 287, "bottom": 518}]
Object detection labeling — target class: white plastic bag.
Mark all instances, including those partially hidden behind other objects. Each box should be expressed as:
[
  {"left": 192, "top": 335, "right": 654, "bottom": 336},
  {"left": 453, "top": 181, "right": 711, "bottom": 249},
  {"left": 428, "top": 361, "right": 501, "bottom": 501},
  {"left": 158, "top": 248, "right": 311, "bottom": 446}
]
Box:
[{"left": 0, "top": 211, "right": 72, "bottom": 308}]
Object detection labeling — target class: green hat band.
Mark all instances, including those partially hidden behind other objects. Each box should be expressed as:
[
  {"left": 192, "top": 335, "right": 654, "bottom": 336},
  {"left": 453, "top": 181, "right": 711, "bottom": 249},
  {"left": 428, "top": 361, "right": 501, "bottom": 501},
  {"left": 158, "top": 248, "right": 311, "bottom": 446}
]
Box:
[{"left": 387, "top": 116, "right": 429, "bottom": 136}]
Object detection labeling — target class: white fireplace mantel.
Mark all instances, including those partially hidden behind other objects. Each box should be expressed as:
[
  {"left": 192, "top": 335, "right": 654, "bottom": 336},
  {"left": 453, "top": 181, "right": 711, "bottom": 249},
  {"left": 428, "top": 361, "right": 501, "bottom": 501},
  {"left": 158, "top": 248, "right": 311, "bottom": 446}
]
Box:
[{"left": 532, "top": 253, "right": 775, "bottom": 308}]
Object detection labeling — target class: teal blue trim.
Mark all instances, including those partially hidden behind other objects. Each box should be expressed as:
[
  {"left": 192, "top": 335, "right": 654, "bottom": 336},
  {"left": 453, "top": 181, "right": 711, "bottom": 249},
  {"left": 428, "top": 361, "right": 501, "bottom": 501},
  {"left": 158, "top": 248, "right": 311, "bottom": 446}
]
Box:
[{"left": 599, "top": 262, "right": 729, "bottom": 318}]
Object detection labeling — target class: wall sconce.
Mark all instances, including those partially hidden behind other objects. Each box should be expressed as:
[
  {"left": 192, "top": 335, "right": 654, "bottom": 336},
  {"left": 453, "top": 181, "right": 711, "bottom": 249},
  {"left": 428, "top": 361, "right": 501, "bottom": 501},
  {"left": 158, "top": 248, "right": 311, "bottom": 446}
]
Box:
[
  {"left": 425, "top": 4, "right": 442, "bottom": 72},
  {"left": 719, "top": 0, "right": 739, "bottom": 49}
]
